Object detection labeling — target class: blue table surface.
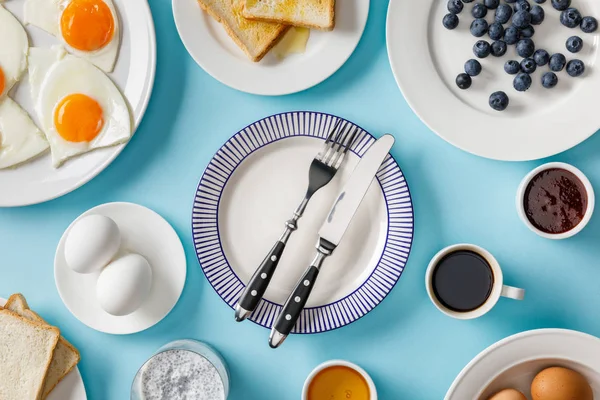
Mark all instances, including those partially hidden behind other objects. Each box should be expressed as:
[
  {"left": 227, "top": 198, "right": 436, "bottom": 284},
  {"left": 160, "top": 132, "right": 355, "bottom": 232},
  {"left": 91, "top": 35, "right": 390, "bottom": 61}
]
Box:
[{"left": 3, "top": 1, "right": 600, "bottom": 399}]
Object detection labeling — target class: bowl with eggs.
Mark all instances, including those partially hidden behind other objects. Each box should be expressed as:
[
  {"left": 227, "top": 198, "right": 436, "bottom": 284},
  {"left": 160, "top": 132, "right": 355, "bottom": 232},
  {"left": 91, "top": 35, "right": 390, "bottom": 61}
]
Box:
[{"left": 445, "top": 329, "right": 600, "bottom": 400}]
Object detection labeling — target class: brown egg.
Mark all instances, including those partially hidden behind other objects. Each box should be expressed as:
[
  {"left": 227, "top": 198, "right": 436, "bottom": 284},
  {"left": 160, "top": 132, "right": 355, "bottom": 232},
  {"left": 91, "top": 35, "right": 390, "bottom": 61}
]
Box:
[
  {"left": 487, "top": 388, "right": 527, "bottom": 400},
  {"left": 531, "top": 366, "right": 593, "bottom": 400}
]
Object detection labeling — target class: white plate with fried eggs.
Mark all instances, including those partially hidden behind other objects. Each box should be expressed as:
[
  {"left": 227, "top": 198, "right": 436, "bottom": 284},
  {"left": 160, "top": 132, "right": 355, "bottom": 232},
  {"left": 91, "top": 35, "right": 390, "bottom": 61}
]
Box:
[{"left": 0, "top": 0, "right": 156, "bottom": 207}]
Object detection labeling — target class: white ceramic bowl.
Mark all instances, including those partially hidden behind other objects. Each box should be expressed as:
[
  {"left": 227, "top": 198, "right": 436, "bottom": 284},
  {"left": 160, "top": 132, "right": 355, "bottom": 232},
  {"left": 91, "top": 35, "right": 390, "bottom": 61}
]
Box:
[
  {"left": 302, "top": 360, "right": 377, "bottom": 400},
  {"left": 516, "top": 162, "right": 595, "bottom": 240}
]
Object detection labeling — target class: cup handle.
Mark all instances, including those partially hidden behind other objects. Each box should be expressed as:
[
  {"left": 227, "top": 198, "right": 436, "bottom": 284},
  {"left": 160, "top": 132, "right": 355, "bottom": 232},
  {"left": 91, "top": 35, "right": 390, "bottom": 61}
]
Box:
[{"left": 501, "top": 285, "right": 525, "bottom": 300}]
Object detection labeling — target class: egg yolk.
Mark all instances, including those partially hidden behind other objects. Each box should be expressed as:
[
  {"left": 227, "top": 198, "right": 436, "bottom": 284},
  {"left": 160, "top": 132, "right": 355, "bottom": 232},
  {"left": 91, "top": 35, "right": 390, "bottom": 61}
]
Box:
[
  {"left": 0, "top": 67, "right": 5, "bottom": 96},
  {"left": 54, "top": 94, "right": 104, "bottom": 142},
  {"left": 61, "top": 0, "right": 114, "bottom": 52}
]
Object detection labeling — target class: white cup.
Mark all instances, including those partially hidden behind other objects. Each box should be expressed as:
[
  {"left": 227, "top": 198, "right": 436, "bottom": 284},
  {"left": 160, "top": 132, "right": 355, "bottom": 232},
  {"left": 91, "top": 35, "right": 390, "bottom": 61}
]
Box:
[
  {"left": 516, "top": 162, "right": 595, "bottom": 240},
  {"left": 425, "top": 244, "right": 525, "bottom": 320},
  {"left": 302, "top": 360, "right": 377, "bottom": 400}
]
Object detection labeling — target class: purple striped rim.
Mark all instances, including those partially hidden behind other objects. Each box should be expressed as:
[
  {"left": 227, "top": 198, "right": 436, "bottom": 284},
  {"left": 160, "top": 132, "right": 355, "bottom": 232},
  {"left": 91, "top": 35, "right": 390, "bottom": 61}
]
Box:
[{"left": 192, "top": 112, "right": 414, "bottom": 333}]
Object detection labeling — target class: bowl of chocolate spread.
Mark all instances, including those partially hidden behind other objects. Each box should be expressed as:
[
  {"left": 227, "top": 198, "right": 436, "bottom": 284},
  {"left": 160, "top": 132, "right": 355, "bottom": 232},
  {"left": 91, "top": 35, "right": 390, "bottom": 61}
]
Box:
[{"left": 517, "top": 162, "right": 595, "bottom": 239}]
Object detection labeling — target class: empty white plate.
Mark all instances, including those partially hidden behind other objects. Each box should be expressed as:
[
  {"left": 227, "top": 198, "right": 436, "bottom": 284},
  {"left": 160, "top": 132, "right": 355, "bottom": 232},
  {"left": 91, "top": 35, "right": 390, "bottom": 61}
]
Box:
[
  {"left": 0, "top": 297, "right": 87, "bottom": 400},
  {"left": 173, "top": 0, "right": 370, "bottom": 95},
  {"left": 54, "top": 203, "right": 186, "bottom": 334},
  {"left": 0, "top": 0, "right": 156, "bottom": 207},
  {"left": 446, "top": 329, "right": 600, "bottom": 399},
  {"left": 387, "top": 0, "right": 600, "bottom": 161}
]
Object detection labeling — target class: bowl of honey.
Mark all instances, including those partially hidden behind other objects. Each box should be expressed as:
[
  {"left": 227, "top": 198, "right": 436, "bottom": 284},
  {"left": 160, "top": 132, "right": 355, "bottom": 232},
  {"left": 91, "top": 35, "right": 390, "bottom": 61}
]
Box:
[{"left": 302, "top": 360, "right": 377, "bottom": 400}]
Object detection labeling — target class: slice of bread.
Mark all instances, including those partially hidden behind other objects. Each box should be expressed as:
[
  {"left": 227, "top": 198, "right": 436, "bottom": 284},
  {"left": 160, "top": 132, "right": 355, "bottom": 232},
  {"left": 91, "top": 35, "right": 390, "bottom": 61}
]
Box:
[
  {"left": 243, "top": 0, "right": 335, "bottom": 31},
  {"left": 198, "top": 0, "right": 289, "bottom": 62},
  {"left": 0, "top": 309, "right": 60, "bottom": 400},
  {"left": 5, "top": 294, "right": 81, "bottom": 399}
]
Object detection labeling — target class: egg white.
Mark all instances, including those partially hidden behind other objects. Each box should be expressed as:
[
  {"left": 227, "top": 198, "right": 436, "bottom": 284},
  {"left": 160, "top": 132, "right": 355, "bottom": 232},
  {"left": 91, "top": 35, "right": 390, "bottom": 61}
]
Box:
[
  {"left": 0, "top": 5, "right": 29, "bottom": 97},
  {"left": 24, "top": 0, "right": 121, "bottom": 72},
  {"left": 0, "top": 97, "right": 49, "bottom": 169},
  {"left": 28, "top": 46, "right": 131, "bottom": 168}
]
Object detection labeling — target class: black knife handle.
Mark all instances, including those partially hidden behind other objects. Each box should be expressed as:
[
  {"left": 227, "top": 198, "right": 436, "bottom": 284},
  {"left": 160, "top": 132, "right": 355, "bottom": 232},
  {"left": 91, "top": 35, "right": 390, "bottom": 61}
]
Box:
[
  {"left": 274, "top": 265, "right": 320, "bottom": 337},
  {"left": 237, "top": 241, "right": 285, "bottom": 313}
]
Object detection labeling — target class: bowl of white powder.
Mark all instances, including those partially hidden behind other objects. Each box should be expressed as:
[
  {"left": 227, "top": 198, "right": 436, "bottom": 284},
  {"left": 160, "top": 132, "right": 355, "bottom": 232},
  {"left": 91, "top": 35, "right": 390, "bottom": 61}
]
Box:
[{"left": 131, "top": 339, "right": 229, "bottom": 400}]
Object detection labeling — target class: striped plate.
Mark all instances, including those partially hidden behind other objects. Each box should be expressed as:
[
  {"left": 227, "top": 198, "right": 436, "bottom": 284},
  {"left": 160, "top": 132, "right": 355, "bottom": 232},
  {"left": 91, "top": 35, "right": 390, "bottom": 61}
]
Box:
[{"left": 192, "top": 112, "right": 414, "bottom": 333}]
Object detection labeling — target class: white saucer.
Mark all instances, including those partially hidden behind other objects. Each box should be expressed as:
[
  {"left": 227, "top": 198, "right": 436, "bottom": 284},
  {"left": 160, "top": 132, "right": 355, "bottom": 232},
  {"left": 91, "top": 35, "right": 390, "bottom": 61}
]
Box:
[
  {"left": 0, "top": 297, "right": 88, "bottom": 400},
  {"left": 387, "top": 0, "right": 600, "bottom": 161},
  {"left": 446, "top": 329, "right": 600, "bottom": 399},
  {"left": 172, "top": 0, "right": 370, "bottom": 95},
  {"left": 54, "top": 203, "right": 186, "bottom": 335}
]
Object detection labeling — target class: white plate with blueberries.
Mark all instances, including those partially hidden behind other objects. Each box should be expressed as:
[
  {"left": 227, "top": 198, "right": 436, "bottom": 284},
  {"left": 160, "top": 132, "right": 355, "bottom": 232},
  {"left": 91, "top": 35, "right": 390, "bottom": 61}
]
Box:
[{"left": 387, "top": 0, "right": 599, "bottom": 161}]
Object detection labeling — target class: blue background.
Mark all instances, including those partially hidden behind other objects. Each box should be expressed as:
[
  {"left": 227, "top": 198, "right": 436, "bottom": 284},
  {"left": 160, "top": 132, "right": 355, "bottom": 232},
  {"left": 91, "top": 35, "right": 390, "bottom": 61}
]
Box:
[{"left": 2, "top": 0, "right": 600, "bottom": 399}]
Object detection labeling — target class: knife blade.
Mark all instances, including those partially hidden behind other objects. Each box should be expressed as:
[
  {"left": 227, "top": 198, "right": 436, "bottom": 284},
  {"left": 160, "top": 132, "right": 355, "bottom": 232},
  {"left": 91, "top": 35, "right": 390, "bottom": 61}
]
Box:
[{"left": 269, "top": 134, "right": 395, "bottom": 348}]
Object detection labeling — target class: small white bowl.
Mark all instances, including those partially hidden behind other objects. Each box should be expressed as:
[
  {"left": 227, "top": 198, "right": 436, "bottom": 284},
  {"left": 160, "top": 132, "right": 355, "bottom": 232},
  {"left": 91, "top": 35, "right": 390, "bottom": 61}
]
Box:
[
  {"left": 516, "top": 162, "right": 595, "bottom": 240},
  {"left": 302, "top": 360, "right": 377, "bottom": 400}
]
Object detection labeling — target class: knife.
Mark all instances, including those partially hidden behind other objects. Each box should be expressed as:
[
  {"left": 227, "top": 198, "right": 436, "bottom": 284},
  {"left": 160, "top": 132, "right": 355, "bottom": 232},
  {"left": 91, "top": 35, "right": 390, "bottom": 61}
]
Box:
[{"left": 269, "top": 134, "right": 395, "bottom": 348}]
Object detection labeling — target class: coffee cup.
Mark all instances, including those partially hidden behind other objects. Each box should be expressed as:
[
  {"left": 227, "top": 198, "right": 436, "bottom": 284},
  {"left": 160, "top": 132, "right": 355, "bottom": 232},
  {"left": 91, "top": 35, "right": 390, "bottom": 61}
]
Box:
[
  {"left": 302, "top": 360, "right": 377, "bottom": 400},
  {"left": 425, "top": 244, "right": 525, "bottom": 320}
]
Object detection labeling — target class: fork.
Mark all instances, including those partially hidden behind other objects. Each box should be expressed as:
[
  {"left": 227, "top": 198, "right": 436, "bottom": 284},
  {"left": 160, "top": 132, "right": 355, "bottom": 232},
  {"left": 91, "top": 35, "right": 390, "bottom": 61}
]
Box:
[{"left": 234, "top": 118, "right": 359, "bottom": 322}]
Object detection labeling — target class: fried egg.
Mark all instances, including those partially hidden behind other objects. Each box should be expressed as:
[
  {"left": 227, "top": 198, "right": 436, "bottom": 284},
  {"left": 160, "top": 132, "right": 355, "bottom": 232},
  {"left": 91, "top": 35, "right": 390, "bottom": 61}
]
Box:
[
  {"left": 28, "top": 46, "right": 131, "bottom": 167},
  {"left": 0, "top": 5, "right": 29, "bottom": 97},
  {"left": 24, "top": 0, "right": 120, "bottom": 72},
  {"left": 0, "top": 97, "right": 49, "bottom": 169}
]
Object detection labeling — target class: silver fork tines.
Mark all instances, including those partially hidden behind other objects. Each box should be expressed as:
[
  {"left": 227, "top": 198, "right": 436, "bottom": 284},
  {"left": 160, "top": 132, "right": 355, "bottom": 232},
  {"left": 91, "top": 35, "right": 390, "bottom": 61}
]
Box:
[{"left": 317, "top": 119, "right": 359, "bottom": 169}]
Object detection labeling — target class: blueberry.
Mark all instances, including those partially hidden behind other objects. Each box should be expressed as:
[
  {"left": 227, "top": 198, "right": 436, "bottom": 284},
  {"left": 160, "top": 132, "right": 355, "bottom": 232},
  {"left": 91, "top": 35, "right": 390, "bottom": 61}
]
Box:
[
  {"left": 504, "top": 26, "right": 520, "bottom": 44},
  {"left": 495, "top": 4, "right": 513, "bottom": 23},
  {"left": 488, "top": 22, "right": 505, "bottom": 40},
  {"left": 534, "top": 0, "right": 546, "bottom": 3},
  {"left": 465, "top": 59, "right": 482, "bottom": 76},
  {"left": 520, "top": 58, "right": 537, "bottom": 73},
  {"left": 484, "top": 0, "right": 499, "bottom": 9},
  {"left": 542, "top": 72, "right": 558, "bottom": 88},
  {"left": 566, "top": 59, "right": 585, "bottom": 77},
  {"left": 472, "top": 3, "right": 488, "bottom": 18},
  {"left": 471, "top": 18, "right": 489, "bottom": 37},
  {"left": 514, "top": 0, "right": 531, "bottom": 12},
  {"left": 549, "top": 53, "right": 567, "bottom": 71},
  {"left": 513, "top": 73, "right": 532, "bottom": 91},
  {"left": 561, "top": 8, "right": 582, "bottom": 28},
  {"left": 448, "top": 0, "right": 464, "bottom": 14},
  {"left": 443, "top": 13, "right": 460, "bottom": 29},
  {"left": 489, "top": 91, "right": 509, "bottom": 111},
  {"left": 491, "top": 40, "right": 508, "bottom": 57},
  {"left": 566, "top": 36, "right": 583, "bottom": 53},
  {"left": 533, "top": 49, "right": 550, "bottom": 66},
  {"left": 520, "top": 25, "right": 535, "bottom": 38},
  {"left": 456, "top": 73, "right": 473, "bottom": 89},
  {"left": 516, "top": 39, "right": 535, "bottom": 57},
  {"left": 552, "top": 0, "right": 570, "bottom": 11},
  {"left": 463, "top": 0, "right": 474, "bottom": 2},
  {"left": 473, "top": 40, "right": 492, "bottom": 58},
  {"left": 513, "top": 10, "right": 532, "bottom": 28},
  {"left": 506, "top": 0, "right": 517, "bottom": 3},
  {"left": 581, "top": 16, "right": 598, "bottom": 33},
  {"left": 530, "top": 5, "right": 545, "bottom": 25},
  {"left": 505, "top": 60, "right": 521, "bottom": 74}
]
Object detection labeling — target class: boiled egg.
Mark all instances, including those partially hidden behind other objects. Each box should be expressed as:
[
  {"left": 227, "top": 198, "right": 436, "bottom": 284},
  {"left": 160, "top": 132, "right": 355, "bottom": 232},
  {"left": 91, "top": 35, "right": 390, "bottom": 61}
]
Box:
[
  {"left": 0, "top": 97, "right": 49, "bottom": 169},
  {"left": 64, "top": 214, "right": 121, "bottom": 274},
  {"left": 487, "top": 388, "right": 526, "bottom": 400},
  {"left": 531, "top": 366, "right": 593, "bottom": 400},
  {"left": 0, "top": 5, "right": 29, "bottom": 97},
  {"left": 24, "top": 0, "right": 120, "bottom": 72},
  {"left": 28, "top": 46, "right": 131, "bottom": 167},
  {"left": 96, "top": 253, "right": 152, "bottom": 316}
]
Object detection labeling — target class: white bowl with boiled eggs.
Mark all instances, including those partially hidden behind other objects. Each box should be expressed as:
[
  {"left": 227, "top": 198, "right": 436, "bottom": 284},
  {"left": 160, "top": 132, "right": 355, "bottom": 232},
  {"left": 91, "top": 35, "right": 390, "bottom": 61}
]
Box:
[{"left": 55, "top": 202, "right": 186, "bottom": 334}]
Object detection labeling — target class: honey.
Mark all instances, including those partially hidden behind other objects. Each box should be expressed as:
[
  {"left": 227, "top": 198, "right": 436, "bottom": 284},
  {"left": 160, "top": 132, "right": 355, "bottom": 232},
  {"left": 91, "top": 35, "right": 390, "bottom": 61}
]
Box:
[{"left": 307, "top": 366, "right": 370, "bottom": 400}]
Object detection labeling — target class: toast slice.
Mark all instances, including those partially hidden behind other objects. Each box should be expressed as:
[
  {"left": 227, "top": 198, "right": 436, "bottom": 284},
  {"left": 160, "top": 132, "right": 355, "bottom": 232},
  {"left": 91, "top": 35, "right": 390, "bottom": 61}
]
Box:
[
  {"left": 0, "top": 309, "right": 60, "bottom": 400},
  {"left": 198, "top": 0, "right": 289, "bottom": 62},
  {"left": 243, "top": 0, "right": 335, "bottom": 31},
  {"left": 5, "top": 294, "right": 81, "bottom": 399}
]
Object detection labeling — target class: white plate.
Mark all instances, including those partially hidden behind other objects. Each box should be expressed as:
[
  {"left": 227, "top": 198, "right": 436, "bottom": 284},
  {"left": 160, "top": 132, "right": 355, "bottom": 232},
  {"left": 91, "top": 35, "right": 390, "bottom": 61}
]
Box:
[
  {"left": 387, "top": 0, "right": 600, "bottom": 161},
  {"left": 54, "top": 203, "right": 186, "bottom": 335},
  {"left": 0, "top": 297, "right": 88, "bottom": 400},
  {"left": 193, "top": 112, "right": 414, "bottom": 333},
  {"left": 173, "top": 0, "right": 369, "bottom": 95},
  {"left": 0, "top": 0, "right": 156, "bottom": 207},
  {"left": 445, "top": 329, "right": 600, "bottom": 399}
]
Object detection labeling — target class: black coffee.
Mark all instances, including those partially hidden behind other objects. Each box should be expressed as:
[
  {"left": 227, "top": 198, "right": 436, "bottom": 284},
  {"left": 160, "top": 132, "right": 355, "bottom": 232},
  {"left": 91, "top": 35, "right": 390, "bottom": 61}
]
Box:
[{"left": 432, "top": 250, "right": 494, "bottom": 312}]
